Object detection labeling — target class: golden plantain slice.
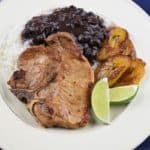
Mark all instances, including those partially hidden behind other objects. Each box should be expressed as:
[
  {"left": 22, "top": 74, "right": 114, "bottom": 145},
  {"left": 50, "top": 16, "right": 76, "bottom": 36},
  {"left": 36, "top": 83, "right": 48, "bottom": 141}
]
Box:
[
  {"left": 97, "top": 45, "right": 121, "bottom": 61},
  {"left": 95, "top": 55, "right": 131, "bottom": 87},
  {"left": 97, "top": 27, "right": 136, "bottom": 61},
  {"left": 115, "top": 58, "right": 145, "bottom": 86},
  {"left": 108, "top": 27, "right": 128, "bottom": 49},
  {"left": 121, "top": 39, "right": 136, "bottom": 58}
]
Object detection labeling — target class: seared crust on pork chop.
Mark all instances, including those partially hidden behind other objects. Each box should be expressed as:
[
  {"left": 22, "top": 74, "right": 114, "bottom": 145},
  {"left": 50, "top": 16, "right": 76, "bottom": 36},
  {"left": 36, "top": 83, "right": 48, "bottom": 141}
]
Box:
[{"left": 8, "top": 32, "right": 94, "bottom": 129}]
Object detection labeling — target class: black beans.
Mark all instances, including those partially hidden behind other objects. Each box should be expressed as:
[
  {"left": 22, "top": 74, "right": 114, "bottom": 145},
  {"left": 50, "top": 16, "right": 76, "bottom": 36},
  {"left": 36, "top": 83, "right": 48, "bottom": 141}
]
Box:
[{"left": 21, "top": 5, "right": 108, "bottom": 64}]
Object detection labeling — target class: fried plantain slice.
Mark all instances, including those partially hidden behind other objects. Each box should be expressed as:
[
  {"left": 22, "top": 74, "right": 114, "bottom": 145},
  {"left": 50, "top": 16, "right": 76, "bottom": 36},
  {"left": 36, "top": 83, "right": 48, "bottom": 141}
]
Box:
[
  {"left": 120, "top": 39, "right": 136, "bottom": 58},
  {"left": 97, "top": 26, "right": 138, "bottom": 61},
  {"left": 97, "top": 27, "right": 137, "bottom": 61},
  {"left": 95, "top": 55, "right": 131, "bottom": 87},
  {"left": 108, "top": 27, "right": 128, "bottom": 49},
  {"left": 115, "top": 58, "right": 145, "bottom": 86},
  {"left": 97, "top": 45, "right": 121, "bottom": 61}
]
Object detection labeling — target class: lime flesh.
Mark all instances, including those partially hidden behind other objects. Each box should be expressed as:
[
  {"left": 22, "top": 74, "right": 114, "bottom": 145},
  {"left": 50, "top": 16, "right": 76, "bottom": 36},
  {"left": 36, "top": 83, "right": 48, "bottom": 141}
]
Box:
[
  {"left": 91, "top": 78, "right": 110, "bottom": 124},
  {"left": 110, "top": 85, "right": 139, "bottom": 104}
]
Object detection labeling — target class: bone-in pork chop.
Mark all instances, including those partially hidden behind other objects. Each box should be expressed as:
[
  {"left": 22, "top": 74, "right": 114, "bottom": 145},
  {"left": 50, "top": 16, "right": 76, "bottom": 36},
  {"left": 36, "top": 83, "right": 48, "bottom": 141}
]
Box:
[{"left": 8, "top": 32, "right": 94, "bottom": 129}]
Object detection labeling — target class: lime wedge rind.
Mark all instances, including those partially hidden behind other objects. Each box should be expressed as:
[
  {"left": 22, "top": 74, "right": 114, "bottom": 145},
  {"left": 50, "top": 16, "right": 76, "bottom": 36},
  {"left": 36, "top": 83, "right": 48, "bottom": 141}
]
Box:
[
  {"left": 91, "top": 78, "right": 139, "bottom": 125},
  {"left": 91, "top": 78, "right": 110, "bottom": 124},
  {"left": 110, "top": 85, "right": 139, "bottom": 104}
]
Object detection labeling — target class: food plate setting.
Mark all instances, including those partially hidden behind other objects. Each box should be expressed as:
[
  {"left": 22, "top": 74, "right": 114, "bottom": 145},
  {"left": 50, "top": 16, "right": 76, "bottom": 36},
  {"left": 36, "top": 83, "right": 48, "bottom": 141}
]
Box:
[{"left": 0, "top": 0, "right": 150, "bottom": 150}]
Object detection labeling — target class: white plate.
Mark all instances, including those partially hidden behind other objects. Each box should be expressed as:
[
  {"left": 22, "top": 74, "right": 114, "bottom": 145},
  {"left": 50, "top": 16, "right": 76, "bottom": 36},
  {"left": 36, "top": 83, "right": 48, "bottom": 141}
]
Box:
[{"left": 0, "top": 0, "right": 150, "bottom": 150}]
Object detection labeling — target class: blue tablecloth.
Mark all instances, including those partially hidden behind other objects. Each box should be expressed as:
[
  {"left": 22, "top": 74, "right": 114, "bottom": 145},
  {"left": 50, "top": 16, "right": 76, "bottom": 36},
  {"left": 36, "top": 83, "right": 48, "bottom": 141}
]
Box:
[
  {"left": 133, "top": 1, "right": 150, "bottom": 150},
  {"left": 134, "top": 0, "right": 150, "bottom": 15}
]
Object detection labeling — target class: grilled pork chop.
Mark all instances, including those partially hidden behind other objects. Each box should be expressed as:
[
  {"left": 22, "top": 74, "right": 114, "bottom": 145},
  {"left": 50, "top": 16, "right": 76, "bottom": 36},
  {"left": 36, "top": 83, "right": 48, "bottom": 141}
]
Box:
[{"left": 8, "top": 32, "right": 94, "bottom": 128}]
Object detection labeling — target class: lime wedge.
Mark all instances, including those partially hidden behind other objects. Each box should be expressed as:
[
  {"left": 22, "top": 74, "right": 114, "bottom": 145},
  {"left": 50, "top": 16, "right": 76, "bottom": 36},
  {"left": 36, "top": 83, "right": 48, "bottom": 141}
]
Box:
[
  {"left": 110, "top": 85, "right": 139, "bottom": 104},
  {"left": 91, "top": 78, "right": 110, "bottom": 124}
]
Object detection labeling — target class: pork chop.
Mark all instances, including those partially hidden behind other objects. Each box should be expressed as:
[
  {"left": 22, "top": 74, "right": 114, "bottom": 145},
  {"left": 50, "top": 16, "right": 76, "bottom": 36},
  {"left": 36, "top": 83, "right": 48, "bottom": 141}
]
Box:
[{"left": 8, "top": 32, "right": 94, "bottom": 129}]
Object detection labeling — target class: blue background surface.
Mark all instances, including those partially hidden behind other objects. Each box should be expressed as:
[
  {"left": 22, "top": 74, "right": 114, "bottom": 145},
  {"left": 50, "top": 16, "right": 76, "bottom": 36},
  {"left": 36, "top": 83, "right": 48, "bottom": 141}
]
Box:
[
  {"left": 134, "top": 0, "right": 150, "bottom": 15},
  {"left": 133, "top": 1, "right": 150, "bottom": 150}
]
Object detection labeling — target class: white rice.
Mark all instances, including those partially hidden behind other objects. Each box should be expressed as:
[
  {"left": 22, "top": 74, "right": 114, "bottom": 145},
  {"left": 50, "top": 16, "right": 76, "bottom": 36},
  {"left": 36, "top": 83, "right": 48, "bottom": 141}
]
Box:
[{"left": 0, "top": 25, "right": 30, "bottom": 82}]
